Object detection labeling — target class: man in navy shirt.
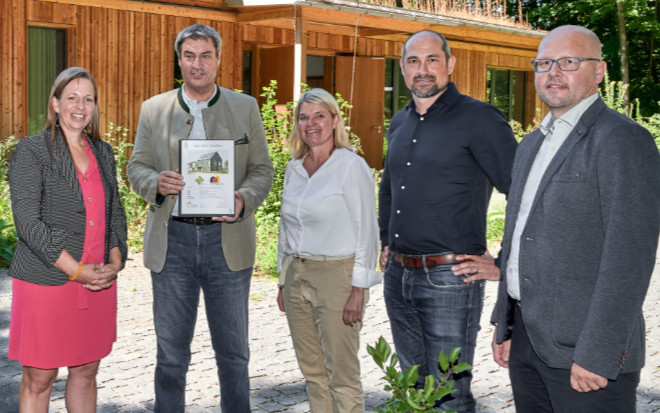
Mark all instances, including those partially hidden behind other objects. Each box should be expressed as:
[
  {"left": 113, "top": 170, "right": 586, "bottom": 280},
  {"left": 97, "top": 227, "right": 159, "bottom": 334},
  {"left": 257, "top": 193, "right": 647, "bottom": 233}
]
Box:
[{"left": 379, "top": 30, "right": 517, "bottom": 412}]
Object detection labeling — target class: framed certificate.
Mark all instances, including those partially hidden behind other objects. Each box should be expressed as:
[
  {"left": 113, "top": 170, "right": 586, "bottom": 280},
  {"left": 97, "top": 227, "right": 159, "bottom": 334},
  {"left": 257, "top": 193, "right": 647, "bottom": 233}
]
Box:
[{"left": 179, "top": 139, "right": 235, "bottom": 217}]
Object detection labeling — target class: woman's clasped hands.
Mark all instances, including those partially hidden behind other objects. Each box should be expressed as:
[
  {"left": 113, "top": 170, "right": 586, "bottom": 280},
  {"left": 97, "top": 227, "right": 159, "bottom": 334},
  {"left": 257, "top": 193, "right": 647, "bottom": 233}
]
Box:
[{"left": 76, "top": 263, "right": 119, "bottom": 291}]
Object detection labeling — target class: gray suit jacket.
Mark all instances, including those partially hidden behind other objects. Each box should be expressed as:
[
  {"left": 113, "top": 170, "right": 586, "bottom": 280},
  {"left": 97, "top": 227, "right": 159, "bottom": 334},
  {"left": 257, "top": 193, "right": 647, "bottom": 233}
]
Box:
[
  {"left": 127, "top": 86, "right": 274, "bottom": 273},
  {"left": 492, "top": 97, "right": 660, "bottom": 379},
  {"left": 9, "top": 128, "right": 128, "bottom": 286}
]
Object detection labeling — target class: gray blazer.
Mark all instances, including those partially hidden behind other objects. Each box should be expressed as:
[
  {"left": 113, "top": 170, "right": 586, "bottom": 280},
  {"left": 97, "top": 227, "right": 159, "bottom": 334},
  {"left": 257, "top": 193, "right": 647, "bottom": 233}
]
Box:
[
  {"left": 492, "top": 97, "right": 660, "bottom": 380},
  {"left": 127, "top": 86, "right": 274, "bottom": 273},
  {"left": 9, "top": 128, "right": 128, "bottom": 286}
]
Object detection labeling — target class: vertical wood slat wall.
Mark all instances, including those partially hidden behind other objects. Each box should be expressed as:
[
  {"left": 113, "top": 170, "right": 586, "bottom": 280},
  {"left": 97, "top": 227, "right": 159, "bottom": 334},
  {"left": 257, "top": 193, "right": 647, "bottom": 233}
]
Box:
[
  {"left": 1, "top": 0, "right": 541, "bottom": 141},
  {"left": 1, "top": 0, "right": 243, "bottom": 140},
  {"left": 1, "top": 0, "right": 27, "bottom": 139}
]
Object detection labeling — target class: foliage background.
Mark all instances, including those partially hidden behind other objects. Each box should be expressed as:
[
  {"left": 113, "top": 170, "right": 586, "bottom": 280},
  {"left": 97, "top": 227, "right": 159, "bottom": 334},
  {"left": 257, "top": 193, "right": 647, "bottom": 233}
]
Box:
[{"left": 517, "top": 0, "right": 660, "bottom": 116}]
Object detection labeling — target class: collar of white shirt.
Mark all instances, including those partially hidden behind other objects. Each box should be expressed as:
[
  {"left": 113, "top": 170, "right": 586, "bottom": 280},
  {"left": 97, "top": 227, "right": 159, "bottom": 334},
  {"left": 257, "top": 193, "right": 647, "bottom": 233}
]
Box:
[{"left": 539, "top": 92, "right": 600, "bottom": 137}]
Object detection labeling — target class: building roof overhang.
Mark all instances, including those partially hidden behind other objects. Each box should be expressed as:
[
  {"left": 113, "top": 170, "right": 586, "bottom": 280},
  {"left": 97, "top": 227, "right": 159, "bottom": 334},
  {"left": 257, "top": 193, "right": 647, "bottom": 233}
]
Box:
[{"left": 223, "top": 0, "right": 543, "bottom": 50}]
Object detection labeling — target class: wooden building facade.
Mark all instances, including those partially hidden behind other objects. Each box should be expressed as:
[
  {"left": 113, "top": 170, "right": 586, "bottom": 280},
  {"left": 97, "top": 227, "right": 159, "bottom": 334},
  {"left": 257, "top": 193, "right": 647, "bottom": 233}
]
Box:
[{"left": 1, "top": 0, "right": 544, "bottom": 168}]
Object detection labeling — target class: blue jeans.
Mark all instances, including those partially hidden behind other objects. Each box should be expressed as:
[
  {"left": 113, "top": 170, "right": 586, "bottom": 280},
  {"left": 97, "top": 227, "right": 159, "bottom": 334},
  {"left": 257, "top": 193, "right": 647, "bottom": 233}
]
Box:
[
  {"left": 384, "top": 258, "right": 485, "bottom": 413},
  {"left": 151, "top": 219, "right": 252, "bottom": 413}
]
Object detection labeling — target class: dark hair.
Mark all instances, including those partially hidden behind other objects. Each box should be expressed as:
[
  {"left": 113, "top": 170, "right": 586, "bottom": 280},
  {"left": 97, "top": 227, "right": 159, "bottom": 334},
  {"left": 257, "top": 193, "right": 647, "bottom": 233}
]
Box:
[
  {"left": 175, "top": 24, "right": 223, "bottom": 59},
  {"left": 401, "top": 30, "right": 452, "bottom": 61},
  {"left": 44, "top": 67, "right": 100, "bottom": 141}
]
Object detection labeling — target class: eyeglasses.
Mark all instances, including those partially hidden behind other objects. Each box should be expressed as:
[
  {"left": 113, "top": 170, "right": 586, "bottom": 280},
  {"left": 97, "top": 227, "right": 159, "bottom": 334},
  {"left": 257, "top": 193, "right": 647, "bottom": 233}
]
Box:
[{"left": 531, "top": 57, "right": 601, "bottom": 73}]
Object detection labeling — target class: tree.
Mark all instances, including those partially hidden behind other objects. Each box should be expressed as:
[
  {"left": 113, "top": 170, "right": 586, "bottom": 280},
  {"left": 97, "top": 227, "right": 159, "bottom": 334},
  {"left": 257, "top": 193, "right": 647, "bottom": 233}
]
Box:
[
  {"left": 515, "top": 0, "right": 660, "bottom": 116},
  {"left": 616, "top": 0, "right": 629, "bottom": 113}
]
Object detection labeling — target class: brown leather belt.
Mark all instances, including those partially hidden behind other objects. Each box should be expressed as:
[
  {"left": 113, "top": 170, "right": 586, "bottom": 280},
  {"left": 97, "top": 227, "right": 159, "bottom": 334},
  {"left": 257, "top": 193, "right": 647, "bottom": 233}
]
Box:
[
  {"left": 172, "top": 216, "right": 219, "bottom": 226},
  {"left": 392, "top": 252, "right": 459, "bottom": 268}
]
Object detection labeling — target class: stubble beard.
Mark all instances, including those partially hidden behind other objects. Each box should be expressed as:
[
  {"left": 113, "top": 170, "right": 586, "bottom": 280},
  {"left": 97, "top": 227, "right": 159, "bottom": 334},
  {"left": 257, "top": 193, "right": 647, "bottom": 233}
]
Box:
[{"left": 411, "top": 76, "right": 447, "bottom": 99}]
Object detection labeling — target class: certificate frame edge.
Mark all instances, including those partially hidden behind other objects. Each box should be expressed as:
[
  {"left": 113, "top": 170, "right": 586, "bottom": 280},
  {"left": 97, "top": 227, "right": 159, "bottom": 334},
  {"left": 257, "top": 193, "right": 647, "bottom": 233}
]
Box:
[{"left": 178, "top": 139, "right": 236, "bottom": 218}]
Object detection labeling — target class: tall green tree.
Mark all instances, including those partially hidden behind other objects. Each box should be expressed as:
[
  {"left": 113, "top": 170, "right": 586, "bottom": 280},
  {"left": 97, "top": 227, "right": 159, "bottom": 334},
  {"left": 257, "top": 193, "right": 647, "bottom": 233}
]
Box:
[{"left": 513, "top": 0, "right": 660, "bottom": 116}]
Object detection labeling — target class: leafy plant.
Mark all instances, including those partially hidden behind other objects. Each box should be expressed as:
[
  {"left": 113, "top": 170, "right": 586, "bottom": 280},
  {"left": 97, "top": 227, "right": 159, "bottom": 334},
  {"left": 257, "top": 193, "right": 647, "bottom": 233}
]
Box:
[
  {"left": 600, "top": 71, "right": 636, "bottom": 116},
  {"left": 0, "top": 135, "right": 18, "bottom": 268},
  {"left": 334, "top": 92, "right": 363, "bottom": 155},
  {"left": 486, "top": 194, "right": 506, "bottom": 251},
  {"left": 253, "top": 81, "right": 294, "bottom": 276},
  {"left": 104, "top": 123, "right": 147, "bottom": 252},
  {"left": 0, "top": 220, "right": 17, "bottom": 268},
  {"left": 599, "top": 73, "right": 660, "bottom": 151},
  {"left": 368, "top": 336, "right": 471, "bottom": 413}
]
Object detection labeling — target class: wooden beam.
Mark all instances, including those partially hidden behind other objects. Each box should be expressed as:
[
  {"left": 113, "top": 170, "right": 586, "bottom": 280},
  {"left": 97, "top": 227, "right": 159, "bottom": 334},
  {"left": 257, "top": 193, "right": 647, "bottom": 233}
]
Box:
[
  {"left": 236, "top": 6, "right": 292, "bottom": 22},
  {"left": 358, "top": 27, "right": 402, "bottom": 37},
  {"left": 27, "top": 0, "right": 77, "bottom": 24},
  {"left": 303, "top": 6, "right": 419, "bottom": 32},
  {"left": 241, "top": 19, "right": 358, "bottom": 38},
  {"left": 299, "top": 7, "right": 541, "bottom": 51},
  {"left": 242, "top": 18, "right": 292, "bottom": 31},
  {"left": 308, "top": 22, "right": 355, "bottom": 37},
  {"left": 37, "top": 0, "right": 237, "bottom": 21},
  {"left": 449, "top": 39, "right": 538, "bottom": 59},
  {"left": 145, "top": 0, "right": 232, "bottom": 10},
  {"left": 293, "top": 7, "right": 305, "bottom": 101}
]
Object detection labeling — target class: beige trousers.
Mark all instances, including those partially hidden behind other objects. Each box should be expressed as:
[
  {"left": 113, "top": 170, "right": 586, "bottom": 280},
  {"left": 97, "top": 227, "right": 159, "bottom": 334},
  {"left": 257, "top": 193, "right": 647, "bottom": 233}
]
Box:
[{"left": 283, "top": 255, "right": 368, "bottom": 413}]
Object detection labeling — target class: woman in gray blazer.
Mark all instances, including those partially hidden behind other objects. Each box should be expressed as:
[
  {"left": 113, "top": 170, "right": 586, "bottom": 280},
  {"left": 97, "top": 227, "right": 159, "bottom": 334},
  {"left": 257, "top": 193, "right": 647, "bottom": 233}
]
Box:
[{"left": 8, "top": 67, "right": 127, "bottom": 412}]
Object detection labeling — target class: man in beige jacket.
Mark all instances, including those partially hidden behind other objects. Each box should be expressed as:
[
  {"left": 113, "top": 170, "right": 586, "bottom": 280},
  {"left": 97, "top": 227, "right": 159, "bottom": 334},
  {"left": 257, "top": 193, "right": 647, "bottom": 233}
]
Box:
[{"left": 127, "top": 24, "right": 273, "bottom": 413}]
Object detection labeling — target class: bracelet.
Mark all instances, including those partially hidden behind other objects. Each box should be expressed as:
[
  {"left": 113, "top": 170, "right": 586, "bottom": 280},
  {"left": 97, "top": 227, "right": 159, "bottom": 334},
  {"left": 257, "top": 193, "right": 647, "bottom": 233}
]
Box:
[{"left": 69, "top": 261, "right": 83, "bottom": 281}]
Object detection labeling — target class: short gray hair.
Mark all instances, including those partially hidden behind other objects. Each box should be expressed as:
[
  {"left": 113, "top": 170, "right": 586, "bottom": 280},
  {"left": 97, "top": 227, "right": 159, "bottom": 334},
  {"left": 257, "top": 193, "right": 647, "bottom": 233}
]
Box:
[
  {"left": 174, "top": 24, "right": 222, "bottom": 58},
  {"left": 401, "top": 30, "right": 452, "bottom": 61}
]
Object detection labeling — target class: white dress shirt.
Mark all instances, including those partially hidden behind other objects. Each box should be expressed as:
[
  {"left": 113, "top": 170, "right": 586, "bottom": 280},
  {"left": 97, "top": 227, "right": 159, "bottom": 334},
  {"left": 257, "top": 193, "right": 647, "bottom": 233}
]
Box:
[
  {"left": 277, "top": 148, "right": 381, "bottom": 288},
  {"left": 172, "top": 85, "right": 216, "bottom": 216},
  {"left": 507, "top": 93, "right": 599, "bottom": 299}
]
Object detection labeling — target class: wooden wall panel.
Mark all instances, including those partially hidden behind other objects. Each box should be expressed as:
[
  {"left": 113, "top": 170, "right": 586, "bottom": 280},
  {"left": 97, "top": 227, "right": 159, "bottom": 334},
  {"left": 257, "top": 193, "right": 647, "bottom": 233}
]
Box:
[
  {"left": 28, "top": 0, "right": 76, "bottom": 25},
  {"left": 2, "top": 0, "right": 244, "bottom": 141},
  {"left": 242, "top": 25, "right": 293, "bottom": 46},
  {"left": 450, "top": 48, "right": 469, "bottom": 97},
  {"left": 1, "top": 0, "right": 27, "bottom": 138},
  {"left": 469, "top": 50, "right": 487, "bottom": 101}
]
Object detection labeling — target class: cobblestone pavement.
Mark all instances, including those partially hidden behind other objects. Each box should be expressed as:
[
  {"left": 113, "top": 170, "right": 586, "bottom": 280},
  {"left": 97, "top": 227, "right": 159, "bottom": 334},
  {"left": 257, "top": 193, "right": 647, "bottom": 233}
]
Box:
[{"left": 1, "top": 251, "right": 659, "bottom": 412}]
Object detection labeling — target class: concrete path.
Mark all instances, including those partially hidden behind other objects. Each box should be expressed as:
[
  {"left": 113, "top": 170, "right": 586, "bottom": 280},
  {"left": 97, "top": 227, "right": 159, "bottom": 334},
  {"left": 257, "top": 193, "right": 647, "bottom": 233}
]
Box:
[{"left": 1, "top": 252, "right": 659, "bottom": 412}]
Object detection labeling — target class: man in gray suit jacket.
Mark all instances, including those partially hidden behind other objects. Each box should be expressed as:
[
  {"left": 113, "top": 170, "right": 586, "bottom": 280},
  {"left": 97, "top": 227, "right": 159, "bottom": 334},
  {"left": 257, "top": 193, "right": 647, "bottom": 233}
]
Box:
[
  {"left": 127, "top": 24, "right": 273, "bottom": 413},
  {"left": 485, "top": 26, "right": 659, "bottom": 412}
]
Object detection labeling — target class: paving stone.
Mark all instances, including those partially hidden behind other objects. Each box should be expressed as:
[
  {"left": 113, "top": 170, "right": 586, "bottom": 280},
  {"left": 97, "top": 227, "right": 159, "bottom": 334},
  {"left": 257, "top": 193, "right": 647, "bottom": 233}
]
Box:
[{"left": 1, "top": 250, "right": 659, "bottom": 412}]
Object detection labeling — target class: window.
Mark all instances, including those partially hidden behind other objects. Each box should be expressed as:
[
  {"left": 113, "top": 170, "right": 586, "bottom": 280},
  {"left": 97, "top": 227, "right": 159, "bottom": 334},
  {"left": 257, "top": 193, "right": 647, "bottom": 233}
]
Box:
[
  {"left": 306, "top": 55, "right": 325, "bottom": 89},
  {"left": 28, "top": 27, "right": 66, "bottom": 135},
  {"left": 242, "top": 50, "right": 252, "bottom": 95},
  {"left": 384, "top": 58, "right": 411, "bottom": 122},
  {"left": 486, "top": 68, "right": 527, "bottom": 124}
]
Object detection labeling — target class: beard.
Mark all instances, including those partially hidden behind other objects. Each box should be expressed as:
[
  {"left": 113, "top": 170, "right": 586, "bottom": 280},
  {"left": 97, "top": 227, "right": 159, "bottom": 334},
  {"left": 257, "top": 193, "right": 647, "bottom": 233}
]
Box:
[{"left": 411, "top": 75, "right": 446, "bottom": 98}]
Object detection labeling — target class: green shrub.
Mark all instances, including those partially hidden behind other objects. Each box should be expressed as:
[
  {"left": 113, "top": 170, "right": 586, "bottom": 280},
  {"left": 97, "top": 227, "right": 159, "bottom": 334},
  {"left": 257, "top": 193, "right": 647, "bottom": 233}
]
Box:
[
  {"left": 486, "top": 195, "right": 506, "bottom": 251},
  {"left": 254, "top": 81, "right": 294, "bottom": 276},
  {"left": 600, "top": 72, "right": 660, "bottom": 150},
  {"left": 0, "top": 135, "right": 18, "bottom": 268},
  {"left": 105, "top": 123, "right": 147, "bottom": 253}
]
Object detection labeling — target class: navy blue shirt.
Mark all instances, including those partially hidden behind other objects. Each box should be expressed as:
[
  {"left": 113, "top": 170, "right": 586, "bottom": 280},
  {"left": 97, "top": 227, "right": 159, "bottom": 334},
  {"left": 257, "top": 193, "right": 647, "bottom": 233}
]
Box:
[{"left": 379, "top": 82, "right": 517, "bottom": 255}]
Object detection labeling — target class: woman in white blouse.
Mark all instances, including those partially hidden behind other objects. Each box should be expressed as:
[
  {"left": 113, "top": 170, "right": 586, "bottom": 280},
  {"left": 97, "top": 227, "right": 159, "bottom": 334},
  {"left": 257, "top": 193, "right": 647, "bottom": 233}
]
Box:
[{"left": 276, "top": 88, "right": 381, "bottom": 412}]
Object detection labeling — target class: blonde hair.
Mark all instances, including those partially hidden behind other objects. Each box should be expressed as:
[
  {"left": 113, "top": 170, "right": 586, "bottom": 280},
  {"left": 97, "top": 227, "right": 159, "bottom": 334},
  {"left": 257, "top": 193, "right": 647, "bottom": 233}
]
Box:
[
  {"left": 44, "top": 67, "right": 100, "bottom": 141},
  {"left": 288, "top": 88, "right": 352, "bottom": 159}
]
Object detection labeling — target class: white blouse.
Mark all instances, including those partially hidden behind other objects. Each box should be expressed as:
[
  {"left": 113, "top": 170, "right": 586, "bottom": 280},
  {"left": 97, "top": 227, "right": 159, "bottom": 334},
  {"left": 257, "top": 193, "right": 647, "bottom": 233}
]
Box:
[{"left": 277, "top": 148, "right": 381, "bottom": 288}]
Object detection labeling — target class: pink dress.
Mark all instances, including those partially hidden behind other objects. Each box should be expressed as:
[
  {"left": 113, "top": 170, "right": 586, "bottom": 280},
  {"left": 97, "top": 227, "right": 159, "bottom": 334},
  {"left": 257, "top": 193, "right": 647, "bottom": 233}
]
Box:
[{"left": 9, "top": 140, "right": 117, "bottom": 368}]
